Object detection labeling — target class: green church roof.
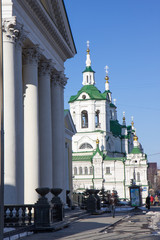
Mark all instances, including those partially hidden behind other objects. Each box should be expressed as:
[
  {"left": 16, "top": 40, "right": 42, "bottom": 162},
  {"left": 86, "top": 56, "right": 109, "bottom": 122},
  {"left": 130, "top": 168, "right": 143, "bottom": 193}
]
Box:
[
  {"left": 82, "top": 66, "right": 95, "bottom": 73},
  {"left": 69, "top": 85, "right": 106, "bottom": 103},
  {"left": 72, "top": 155, "right": 93, "bottom": 162},
  {"left": 110, "top": 120, "right": 122, "bottom": 137},
  {"left": 110, "top": 103, "right": 116, "bottom": 108},
  {"left": 131, "top": 147, "right": 142, "bottom": 154},
  {"left": 104, "top": 155, "right": 125, "bottom": 161}
]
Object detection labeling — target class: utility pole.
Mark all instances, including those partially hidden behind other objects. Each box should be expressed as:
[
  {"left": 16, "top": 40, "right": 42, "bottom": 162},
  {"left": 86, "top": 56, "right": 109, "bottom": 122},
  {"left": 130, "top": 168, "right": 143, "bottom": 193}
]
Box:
[{"left": 0, "top": 0, "right": 4, "bottom": 239}]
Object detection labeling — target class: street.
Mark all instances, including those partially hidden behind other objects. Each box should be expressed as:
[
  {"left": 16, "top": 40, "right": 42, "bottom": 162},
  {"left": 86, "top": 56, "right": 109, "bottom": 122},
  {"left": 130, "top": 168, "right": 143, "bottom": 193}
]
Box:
[{"left": 21, "top": 207, "right": 160, "bottom": 240}]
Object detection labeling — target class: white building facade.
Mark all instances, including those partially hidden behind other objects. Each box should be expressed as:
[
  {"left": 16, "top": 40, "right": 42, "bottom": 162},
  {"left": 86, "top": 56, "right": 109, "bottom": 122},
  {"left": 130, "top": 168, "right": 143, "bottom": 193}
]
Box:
[
  {"left": 69, "top": 44, "right": 148, "bottom": 203},
  {"left": 2, "top": 0, "right": 76, "bottom": 204}
]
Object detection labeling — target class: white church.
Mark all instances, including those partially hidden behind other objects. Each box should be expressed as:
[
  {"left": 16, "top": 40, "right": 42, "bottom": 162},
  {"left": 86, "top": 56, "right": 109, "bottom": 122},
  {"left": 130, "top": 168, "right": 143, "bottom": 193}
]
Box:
[{"left": 69, "top": 42, "right": 148, "bottom": 203}]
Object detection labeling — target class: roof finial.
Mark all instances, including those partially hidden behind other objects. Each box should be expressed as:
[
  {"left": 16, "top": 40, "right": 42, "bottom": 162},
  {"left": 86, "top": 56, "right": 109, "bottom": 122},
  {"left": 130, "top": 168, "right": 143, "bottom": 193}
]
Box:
[
  {"left": 123, "top": 111, "right": 125, "bottom": 121},
  {"left": 122, "top": 111, "right": 126, "bottom": 126},
  {"left": 131, "top": 116, "right": 134, "bottom": 129},
  {"left": 133, "top": 128, "right": 138, "bottom": 141},
  {"left": 86, "top": 40, "right": 91, "bottom": 67},
  {"left": 87, "top": 40, "right": 90, "bottom": 54},
  {"left": 113, "top": 99, "right": 116, "bottom": 106},
  {"left": 96, "top": 138, "right": 99, "bottom": 145},
  {"left": 104, "top": 65, "right": 109, "bottom": 83}
]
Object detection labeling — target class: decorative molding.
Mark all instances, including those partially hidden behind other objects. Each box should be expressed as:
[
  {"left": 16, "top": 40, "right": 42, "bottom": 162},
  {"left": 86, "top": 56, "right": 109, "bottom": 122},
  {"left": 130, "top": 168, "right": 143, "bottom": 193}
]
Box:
[
  {"left": 38, "top": 61, "right": 52, "bottom": 76},
  {"left": 51, "top": 72, "right": 67, "bottom": 88},
  {"left": 23, "top": 46, "right": 41, "bottom": 65},
  {"left": 17, "top": 0, "right": 75, "bottom": 59},
  {"left": 16, "top": 23, "right": 28, "bottom": 48},
  {"left": 2, "top": 17, "right": 19, "bottom": 43}
]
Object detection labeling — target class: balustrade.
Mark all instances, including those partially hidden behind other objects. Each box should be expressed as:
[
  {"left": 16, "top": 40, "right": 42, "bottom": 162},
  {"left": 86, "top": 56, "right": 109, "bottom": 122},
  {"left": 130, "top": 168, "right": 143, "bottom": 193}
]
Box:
[{"left": 4, "top": 204, "right": 34, "bottom": 227}]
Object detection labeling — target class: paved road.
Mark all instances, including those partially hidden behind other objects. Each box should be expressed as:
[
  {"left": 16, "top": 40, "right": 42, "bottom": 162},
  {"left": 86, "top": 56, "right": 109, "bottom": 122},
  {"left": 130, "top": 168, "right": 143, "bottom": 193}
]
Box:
[{"left": 22, "top": 208, "right": 160, "bottom": 240}]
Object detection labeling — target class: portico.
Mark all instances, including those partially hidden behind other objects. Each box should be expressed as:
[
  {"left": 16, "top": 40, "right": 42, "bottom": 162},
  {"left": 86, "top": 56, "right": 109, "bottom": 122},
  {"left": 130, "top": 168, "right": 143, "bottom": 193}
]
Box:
[{"left": 2, "top": 0, "right": 76, "bottom": 204}]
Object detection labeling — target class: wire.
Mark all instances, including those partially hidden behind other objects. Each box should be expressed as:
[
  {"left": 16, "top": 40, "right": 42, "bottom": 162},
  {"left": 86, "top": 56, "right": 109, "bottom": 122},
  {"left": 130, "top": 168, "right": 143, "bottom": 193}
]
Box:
[{"left": 147, "top": 153, "right": 160, "bottom": 156}]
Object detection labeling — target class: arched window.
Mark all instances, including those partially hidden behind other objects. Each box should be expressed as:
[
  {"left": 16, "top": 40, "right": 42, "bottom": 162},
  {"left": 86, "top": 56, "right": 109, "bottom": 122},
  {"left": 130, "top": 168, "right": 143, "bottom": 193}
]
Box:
[
  {"left": 137, "top": 172, "right": 140, "bottom": 182},
  {"left": 79, "top": 143, "right": 93, "bottom": 149},
  {"left": 89, "top": 166, "right": 93, "bottom": 175},
  {"left": 84, "top": 167, "right": 88, "bottom": 175},
  {"left": 81, "top": 111, "right": 88, "bottom": 128},
  {"left": 95, "top": 110, "right": 100, "bottom": 128},
  {"left": 79, "top": 167, "right": 83, "bottom": 175},
  {"left": 86, "top": 75, "right": 88, "bottom": 83},
  {"left": 74, "top": 167, "right": 77, "bottom": 175}
]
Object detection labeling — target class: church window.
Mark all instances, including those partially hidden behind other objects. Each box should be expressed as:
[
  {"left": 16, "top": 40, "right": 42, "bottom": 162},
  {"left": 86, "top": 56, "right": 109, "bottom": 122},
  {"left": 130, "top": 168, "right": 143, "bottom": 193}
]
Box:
[
  {"left": 81, "top": 111, "right": 88, "bottom": 128},
  {"left": 106, "top": 167, "right": 110, "bottom": 174},
  {"left": 86, "top": 75, "right": 88, "bottom": 83},
  {"left": 82, "top": 95, "right": 86, "bottom": 99},
  {"left": 79, "top": 142, "right": 93, "bottom": 149},
  {"left": 95, "top": 110, "right": 100, "bottom": 128},
  {"left": 74, "top": 167, "right": 77, "bottom": 175},
  {"left": 137, "top": 172, "right": 140, "bottom": 182},
  {"left": 79, "top": 167, "right": 83, "bottom": 175},
  {"left": 84, "top": 167, "right": 88, "bottom": 175},
  {"left": 89, "top": 166, "right": 93, "bottom": 174},
  {"left": 110, "top": 110, "right": 112, "bottom": 119}
]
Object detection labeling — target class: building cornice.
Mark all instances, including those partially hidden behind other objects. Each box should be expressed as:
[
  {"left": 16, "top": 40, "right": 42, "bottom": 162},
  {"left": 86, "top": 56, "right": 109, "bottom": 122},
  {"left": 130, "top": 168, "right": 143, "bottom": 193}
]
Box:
[{"left": 16, "top": 0, "right": 76, "bottom": 60}]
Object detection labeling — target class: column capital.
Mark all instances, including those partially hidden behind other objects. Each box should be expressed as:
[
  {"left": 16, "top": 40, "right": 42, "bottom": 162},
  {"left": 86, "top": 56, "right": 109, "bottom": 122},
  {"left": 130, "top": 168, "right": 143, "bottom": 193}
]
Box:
[
  {"left": 16, "top": 24, "right": 28, "bottom": 48},
  {"left": 23, "top": 46, "right": 41, "bottom": 65},
  {"left": 38, "top": 61, "right": 53, "bottom": 76},
  {"left": 3, "top": 17, "right": 19, "bottom": 43},
  {"left": 51, "top": 72, "right": 68, "bottom": 88}
]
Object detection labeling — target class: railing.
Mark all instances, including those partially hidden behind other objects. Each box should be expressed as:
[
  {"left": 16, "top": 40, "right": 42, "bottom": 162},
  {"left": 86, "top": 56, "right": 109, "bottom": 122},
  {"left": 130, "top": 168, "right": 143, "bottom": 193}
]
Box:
[
  {"left": 72, "top": 192, "right": 87, "bottom": 209},
  {"left": 4, "top": 204, "right": 35, "bottom": 227}
]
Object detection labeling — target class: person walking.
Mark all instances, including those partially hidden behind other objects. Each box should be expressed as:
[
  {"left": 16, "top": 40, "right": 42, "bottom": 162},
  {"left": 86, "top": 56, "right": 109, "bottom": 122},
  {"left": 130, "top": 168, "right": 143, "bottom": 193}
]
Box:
[
  {"left": 150, "top": 195, "right": 154, "bottom": 205},
  {"left": 146, "top": 195, "right": 150, "bottom": 210},
  {"left": 154, "top": 195, "right": 159, "bottom": 206},
  {"left": 110, "top": 193, "right": 117, "bottom": 218}
]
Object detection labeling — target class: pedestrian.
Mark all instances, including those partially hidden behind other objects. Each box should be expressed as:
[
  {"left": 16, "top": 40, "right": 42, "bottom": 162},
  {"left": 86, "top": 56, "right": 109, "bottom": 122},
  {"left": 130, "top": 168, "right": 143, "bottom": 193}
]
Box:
[
  {"left": 150, "top": 195, "right": 154, "bottom": 205},
  {"left": 146, "top": 195, "right": 150, "bottom": 210},
  {"left": 109, "top": 193, "right": 117, "bottom": 218},
  {"left": 154, "top": 195, "right": 159, "bottom": 206}
]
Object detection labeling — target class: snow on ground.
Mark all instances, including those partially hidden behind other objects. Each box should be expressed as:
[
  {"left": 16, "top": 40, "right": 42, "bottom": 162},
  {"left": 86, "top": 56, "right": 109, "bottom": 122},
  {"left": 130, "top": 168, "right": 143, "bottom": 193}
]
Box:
[{"left": 147, "top": 211, "right": 160, "bottom": 235}]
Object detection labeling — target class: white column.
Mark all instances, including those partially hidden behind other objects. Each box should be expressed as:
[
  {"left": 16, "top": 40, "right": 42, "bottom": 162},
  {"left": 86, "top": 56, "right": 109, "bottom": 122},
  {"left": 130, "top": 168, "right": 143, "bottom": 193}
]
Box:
[
  {"left": 15, "top": 27, "right": 25, "bottom": 204},
  {"left": 38, "top": 62, "right": 52, "bottom": 198},
  {"left": 51, "top": 73, "right": 66, "bottom": 202},
  {"left": 3, "top": 19, "right": 17, "bottom": 204},
  {"left": 23, "top": 47, "right": 40, "bottom": 204}
]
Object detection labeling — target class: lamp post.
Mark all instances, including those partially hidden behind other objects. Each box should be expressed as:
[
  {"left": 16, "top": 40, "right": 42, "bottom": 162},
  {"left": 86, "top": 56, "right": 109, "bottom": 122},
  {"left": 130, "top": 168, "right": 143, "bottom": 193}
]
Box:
[{"left": 0, "top": 1, "right": 4, "bottom": 239}]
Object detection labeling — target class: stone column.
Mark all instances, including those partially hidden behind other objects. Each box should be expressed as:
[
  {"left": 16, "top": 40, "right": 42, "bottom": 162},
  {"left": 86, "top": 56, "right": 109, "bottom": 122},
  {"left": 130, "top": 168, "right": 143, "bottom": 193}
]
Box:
[
  {"left": 23, "top": 47, "right": 40, "bottom": 204},
  {"left": 15, "top": 25, "right": 26, "bottom": 204},
  {"left": 38, "top": 61, "right": 52, "bottom": 199},
  {"left": 51, "top": 73, "right": 66, "bottom": 202},
  {"left": 3, "top": 18, "right": 18, "bottom": 204}
]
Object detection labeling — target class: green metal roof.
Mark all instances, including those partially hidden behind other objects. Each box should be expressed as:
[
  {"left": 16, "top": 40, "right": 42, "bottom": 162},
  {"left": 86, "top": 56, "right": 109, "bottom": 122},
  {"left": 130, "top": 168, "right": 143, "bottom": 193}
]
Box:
[
  {"left": 104, "top": 155, "right": 125, "bottom": 161},
  {"left": 110, "top": 103, "right": 116, "bottom": 108},
  {"left": 93, "top": 143, "right": 103, "bottom": 158},
  {"left": 72, "top": 155, "right": 93, "bottom": 162},
  {"left": 69, "top": 85, "right": 106, "bottom": 103},
  {"left": 82, "top": 66, "right": 95, "bottom": 73},
  {"left": 110, "top": 120, "right": 122, "bottom": 137},
  {"left": 131, "top": 147, "right": 142, "bottom": 154}
]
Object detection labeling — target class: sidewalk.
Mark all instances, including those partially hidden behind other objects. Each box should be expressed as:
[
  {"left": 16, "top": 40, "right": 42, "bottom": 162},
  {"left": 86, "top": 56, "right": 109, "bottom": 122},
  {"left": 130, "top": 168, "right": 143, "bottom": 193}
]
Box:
[{"left": 20, "top": 208, "right": 128, "bottom": 240}]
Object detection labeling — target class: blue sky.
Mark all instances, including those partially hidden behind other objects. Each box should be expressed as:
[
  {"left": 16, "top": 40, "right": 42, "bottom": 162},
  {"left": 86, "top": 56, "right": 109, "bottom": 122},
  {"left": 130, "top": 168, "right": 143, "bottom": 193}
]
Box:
[{"left": 64, "top": 0, "right": 160, "bottom": 167}]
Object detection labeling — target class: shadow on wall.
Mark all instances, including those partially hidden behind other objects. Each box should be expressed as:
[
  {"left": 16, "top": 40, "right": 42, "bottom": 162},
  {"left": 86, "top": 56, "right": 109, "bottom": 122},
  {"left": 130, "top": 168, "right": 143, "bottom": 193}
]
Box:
[{"left": 4, "top": 185, "right": 20, "bottom": 204}]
